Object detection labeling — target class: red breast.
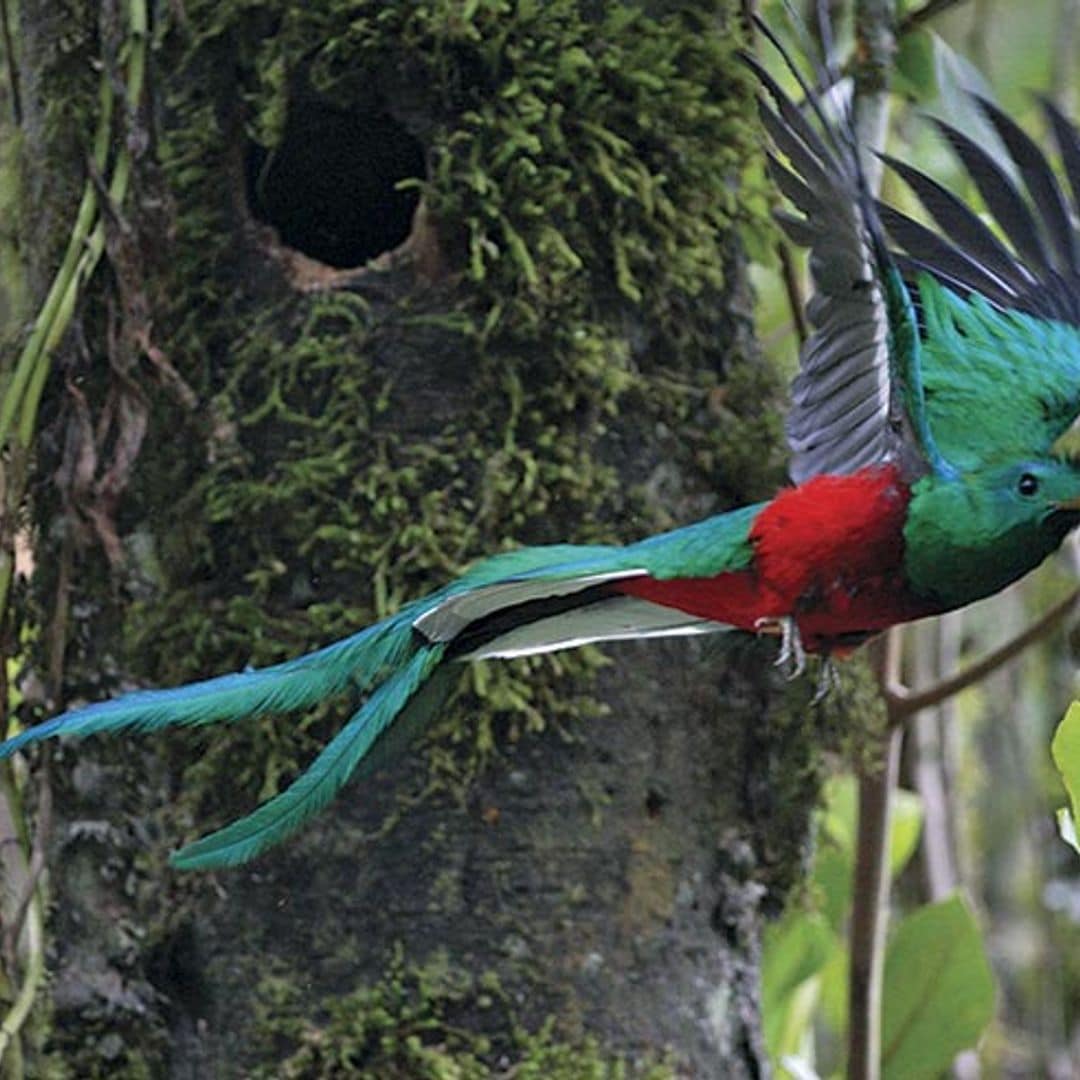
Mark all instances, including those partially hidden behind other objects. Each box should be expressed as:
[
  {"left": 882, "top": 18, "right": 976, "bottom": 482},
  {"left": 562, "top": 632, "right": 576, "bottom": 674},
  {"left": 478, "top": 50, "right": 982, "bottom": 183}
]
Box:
[{"left": 617, "top": 465, "right": 938, "bottom": 652}]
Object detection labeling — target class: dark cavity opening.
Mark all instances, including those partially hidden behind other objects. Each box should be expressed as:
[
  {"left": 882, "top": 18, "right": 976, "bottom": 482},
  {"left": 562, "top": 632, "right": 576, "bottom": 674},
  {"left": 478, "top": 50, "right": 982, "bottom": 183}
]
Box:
[
  {"left": 645, "top": 787, "right": 666, "bottom": 818},
  {"left": 247, "top": 99, "right": 426, "bottom": 269}
]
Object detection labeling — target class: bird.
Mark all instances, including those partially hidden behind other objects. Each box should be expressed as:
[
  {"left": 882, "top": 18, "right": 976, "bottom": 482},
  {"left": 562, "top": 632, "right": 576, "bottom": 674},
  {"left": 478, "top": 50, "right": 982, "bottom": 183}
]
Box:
[{"left": 5, "top": 37, "right": 1080, "bottom": 872}]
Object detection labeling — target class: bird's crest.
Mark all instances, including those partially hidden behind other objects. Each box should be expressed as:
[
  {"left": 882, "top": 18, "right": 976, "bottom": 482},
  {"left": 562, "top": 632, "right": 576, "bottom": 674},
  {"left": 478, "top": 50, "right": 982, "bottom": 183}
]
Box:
[{"left": 878, "top": 94, "right": 1080, "bottom": 465}]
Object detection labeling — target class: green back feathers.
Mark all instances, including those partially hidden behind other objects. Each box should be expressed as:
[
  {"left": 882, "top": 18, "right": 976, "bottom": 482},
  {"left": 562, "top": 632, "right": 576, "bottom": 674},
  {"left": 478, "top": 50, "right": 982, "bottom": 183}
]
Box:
[
  {"left": 920, "top": 275, "right": 1080, "bottom": 469},
  {"left": 430, "top": 505, "right": 763, "bottom": 594},
  {"left": 883, "top": 264, "right": 954, "bottom": 479},
  {"left": 448, "top": 544, "right": 624, "bottom": 588},
  {"left": 627, "top": 502, "right": 761, "bottom": 579}
]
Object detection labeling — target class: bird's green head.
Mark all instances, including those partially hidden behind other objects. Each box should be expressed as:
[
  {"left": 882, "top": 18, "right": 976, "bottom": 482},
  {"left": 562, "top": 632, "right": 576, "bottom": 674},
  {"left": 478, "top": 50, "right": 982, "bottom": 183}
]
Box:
[{"left": 904, "top": 458, "right": 1080, "bottom": 610}]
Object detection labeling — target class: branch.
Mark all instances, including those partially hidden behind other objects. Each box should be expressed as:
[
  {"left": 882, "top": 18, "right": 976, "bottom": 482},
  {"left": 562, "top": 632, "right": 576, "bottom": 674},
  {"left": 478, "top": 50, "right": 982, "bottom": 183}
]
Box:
[
  {"left": 885, "top": 586, "right": 1080, "bottom": 719},
  {"left": 848, "top": 721, "right": 904, "bottom": 1080},
  {"left": 911, "top": 616, "right": 962, "bottom": 900},
  {"left": 898, "top": 0, "right": 970, "bottom": 35},
  {"left": 0, "top": 3, "right": 148, "bottom": 1067},
  {"left": 2, "top": 763, "right": 50, "bottom": 968}
]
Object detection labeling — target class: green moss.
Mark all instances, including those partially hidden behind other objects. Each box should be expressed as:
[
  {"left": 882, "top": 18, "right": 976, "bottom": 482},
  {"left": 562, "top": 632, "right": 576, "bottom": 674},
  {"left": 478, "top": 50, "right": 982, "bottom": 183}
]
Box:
[
  {"left": 248, "top": 947, "right": 676, "bottom": 1080},
  {"left": 745, "top": 652, "right": 889, "bottom": 910},
  {"left": 242, "top": 1, "right": 759, "bottom": 323},
  {"left": 35, "top": 1030, "right": 166, "bottom": 1080},
  {"left": 0, "top": 125, "right": 28, "bottom": 345},
  {"left": 107, "top": 0, "right": 779, "bottom": 839},
  {"left": 17, "top": 0, "right": 789, "bottom": 1064}
]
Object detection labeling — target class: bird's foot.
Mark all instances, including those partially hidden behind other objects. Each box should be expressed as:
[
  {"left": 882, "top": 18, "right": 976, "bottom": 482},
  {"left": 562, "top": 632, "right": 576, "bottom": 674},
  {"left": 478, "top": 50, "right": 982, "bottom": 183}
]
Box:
[
  {"left": 812, "top": 655, "right": 842, "bottom": 703},
  {"left": 754, "top": 615, "right": 806, "bottom": 679}
]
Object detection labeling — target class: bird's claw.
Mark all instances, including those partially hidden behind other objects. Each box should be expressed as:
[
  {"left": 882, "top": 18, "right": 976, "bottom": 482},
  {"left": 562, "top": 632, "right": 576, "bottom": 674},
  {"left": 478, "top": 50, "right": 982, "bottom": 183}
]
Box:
[
  {"left": 812, "top": 655, "right": 841, "bottom": 703},
  {"left": 754, "top": 615, "right": 806, "bottom": 679}
]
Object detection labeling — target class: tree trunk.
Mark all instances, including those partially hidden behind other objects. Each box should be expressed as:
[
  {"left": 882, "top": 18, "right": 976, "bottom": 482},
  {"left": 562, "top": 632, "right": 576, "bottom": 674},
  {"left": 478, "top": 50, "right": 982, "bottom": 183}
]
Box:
[{"left": 4, "top": 2, "right": 839, "bottom": 1075}]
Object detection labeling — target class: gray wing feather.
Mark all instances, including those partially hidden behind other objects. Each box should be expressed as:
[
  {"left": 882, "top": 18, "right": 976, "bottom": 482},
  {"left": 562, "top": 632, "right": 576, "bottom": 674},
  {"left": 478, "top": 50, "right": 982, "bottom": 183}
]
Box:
[
  {"left": 789, "top": 368, "right": 888, "bottom": 435},
  {"left": 756, "top": 90, "right": 901, "bottom": 483},
  {"left": 789, "top": 367, "right": 889, "bottom": 446},
  {"left": 788, "top": 407, "right": 888, "bottom": 481}
]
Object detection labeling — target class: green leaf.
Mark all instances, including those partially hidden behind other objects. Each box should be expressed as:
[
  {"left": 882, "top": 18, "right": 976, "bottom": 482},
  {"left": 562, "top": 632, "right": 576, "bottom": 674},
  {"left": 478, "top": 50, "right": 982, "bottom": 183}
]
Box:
[
  {"left": 1051, "top": 703, "right": 1080, "bottom": 854},
  {"left": 889, "top": 789, "right": 924, "bottom": 879},
  {"left": 1052, "top": 703, "right": 1080, "bottom": 815},
  {"left": 813, "top": 778, "right": 923, "bottom": 931},
  {"left": 762, "top": 910, "right": 834, "bottom": 1058},
  {"left": 894, "top": 29, "right": 937, "bottom": 102},
  {"left": 882, "top": 894, "right": 995, "bottom": 1080},
  {"left": 814, "top": 844, "right": 853, "bottom": 935},
  {"left": 817, "top": 938, "right": 849, "bottom": 1036},
  {"left": 1056, "top": 808, "right": 1080, "bottom": 855}
]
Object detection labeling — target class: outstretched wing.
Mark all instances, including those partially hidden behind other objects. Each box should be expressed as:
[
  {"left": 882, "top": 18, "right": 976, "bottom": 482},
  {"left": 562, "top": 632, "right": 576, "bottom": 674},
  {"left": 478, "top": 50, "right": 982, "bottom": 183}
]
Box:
[
  {"left": 879, "top": 96, "right": 1080, "bottom": 465},
  {"left": 747, "top": 42, "right": 949, "bottom": 486}
]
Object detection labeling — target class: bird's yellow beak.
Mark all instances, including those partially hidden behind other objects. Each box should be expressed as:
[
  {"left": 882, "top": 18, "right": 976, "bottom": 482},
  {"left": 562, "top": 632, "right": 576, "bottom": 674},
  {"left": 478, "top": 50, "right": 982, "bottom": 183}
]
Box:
[{"left": 1054, "top": 497, "right": 1080, "bottom": 512}]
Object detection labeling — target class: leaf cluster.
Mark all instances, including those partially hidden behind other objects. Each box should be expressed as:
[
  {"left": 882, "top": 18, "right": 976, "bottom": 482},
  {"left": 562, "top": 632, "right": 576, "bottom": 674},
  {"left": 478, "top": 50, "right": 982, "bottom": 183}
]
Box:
[{"left": 764, "top": 777, "right": 995, "bottom": 1078}]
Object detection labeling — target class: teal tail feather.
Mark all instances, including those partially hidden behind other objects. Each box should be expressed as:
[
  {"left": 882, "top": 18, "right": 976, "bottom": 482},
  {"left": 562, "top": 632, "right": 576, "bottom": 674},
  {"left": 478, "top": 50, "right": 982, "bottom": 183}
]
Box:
[
  {"left": 0, "top": 612, "right": 420, "bottom": 761},
  {"left": 0, "top": 598, "right": 461, "bottom": 870},
  {"left": 169, "top": 643, "right": 448, "bottom": 870},
  {"left": 0, "top": 526, "right": 742, "bottom": 869},
  {"left": 0, "top": 609, "right": 449, "bottom": 870}
]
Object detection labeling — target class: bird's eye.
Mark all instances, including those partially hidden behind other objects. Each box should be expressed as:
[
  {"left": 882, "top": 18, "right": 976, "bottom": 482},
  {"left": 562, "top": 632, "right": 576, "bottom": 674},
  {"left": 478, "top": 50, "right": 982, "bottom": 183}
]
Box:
[{"left": 1018, "top": 473, "right": 1039, "bottom": 496}]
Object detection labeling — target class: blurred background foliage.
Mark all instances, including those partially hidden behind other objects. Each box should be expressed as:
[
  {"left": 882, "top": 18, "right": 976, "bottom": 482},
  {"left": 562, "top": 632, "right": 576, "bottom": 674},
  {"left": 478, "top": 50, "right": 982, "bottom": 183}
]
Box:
[{"left": 755, "top": 0, "right": 1080, "bottom": 1076}]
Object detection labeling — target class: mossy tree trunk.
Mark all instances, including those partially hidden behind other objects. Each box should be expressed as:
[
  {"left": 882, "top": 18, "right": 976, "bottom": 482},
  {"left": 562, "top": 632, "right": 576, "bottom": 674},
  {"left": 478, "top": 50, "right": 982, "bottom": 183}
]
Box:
[{"left": 4, "top": 2, "right": 842, "bottom": 1075}]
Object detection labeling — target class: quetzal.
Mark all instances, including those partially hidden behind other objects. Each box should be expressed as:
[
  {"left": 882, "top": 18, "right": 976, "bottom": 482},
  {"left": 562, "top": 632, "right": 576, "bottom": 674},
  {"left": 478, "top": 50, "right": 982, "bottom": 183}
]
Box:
[{"left": 6, "top": 53, "right": 1080, "bottom": 872}]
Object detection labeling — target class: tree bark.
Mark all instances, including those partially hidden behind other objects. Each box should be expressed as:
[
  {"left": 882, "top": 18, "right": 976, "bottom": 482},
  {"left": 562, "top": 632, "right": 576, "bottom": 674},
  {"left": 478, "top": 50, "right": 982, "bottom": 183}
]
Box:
[{"left": 4, "top": 2, "right": 838, "bottom": 1075}]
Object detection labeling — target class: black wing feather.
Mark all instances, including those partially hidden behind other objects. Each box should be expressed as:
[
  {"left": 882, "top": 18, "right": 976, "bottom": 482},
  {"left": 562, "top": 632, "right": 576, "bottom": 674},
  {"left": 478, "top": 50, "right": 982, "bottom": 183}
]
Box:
[
  {"left": 876, "top": 202, "right": 1022, "bottom": 307},
  {"left": 881, "top": 97, "right": 1080, "bottom": 327},
  {"left": 1042, "top": 98, "right": 1080, "bottom": 220},
  {"left": 931, "top": 117, "right": 1054, "bottom": 276},
  {"left": 879, "top": 152, "right": 1036, "bottom": 293},
  {"left": 974, "top": 95, "right": 1078, "bottom": 273}
]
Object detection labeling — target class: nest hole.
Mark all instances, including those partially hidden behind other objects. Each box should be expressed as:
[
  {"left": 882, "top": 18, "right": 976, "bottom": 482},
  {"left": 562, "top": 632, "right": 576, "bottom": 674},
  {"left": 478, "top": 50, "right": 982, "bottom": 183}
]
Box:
[{"left": 247, "top": 99, "right": 426, "bottom": 269}]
